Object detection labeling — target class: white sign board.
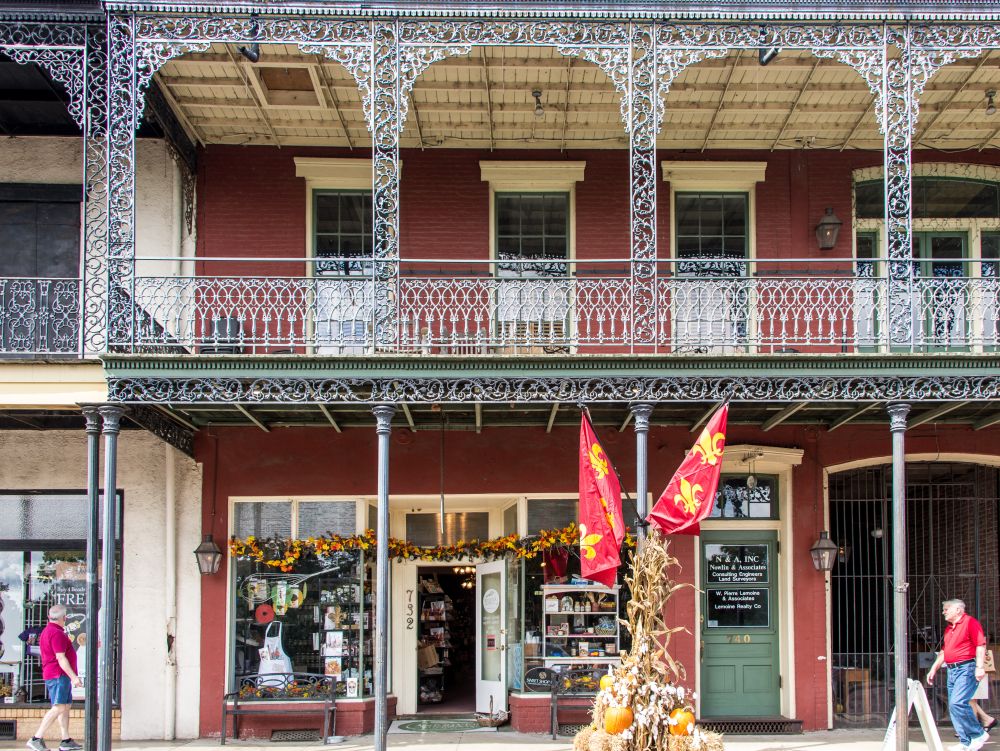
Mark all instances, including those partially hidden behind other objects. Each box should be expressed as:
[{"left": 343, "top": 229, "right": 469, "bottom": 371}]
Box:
[{"left": 882, "top": 679, "right": 944, "bottom": 751}]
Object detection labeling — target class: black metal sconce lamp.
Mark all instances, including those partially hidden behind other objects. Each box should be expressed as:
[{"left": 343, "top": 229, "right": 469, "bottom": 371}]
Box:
[
  {"left": 194, "top": 534, "right": 223, "bottom": 575},
  {"left": 810, "top": 531, "right": 839, "bottom": 572},
  {"left": 815, "top": 207, "right": 843, "bottom": 250}
]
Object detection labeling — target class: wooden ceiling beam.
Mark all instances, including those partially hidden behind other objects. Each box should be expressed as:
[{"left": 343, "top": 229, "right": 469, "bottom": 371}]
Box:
[
  {"left": 827, "top": 403, "right": 879, "bottom": 432},
  {"left": 235, "top": 403, "right": 269, "bottom": 432},
  {"left": 313, "top": 60, "right": 354, "bottom": 149},
  {"left": 921, "top": 55, "right": 990, "bottom": 142},
  {"left": 761, "top": 402, "right": 808, "bottom": 432},
  {"left": 317, "top": 404, "right": 342, "bottom": 432},
  {"left": 701, "top": 49, "right": 740, "bottom": 152},
  {"left": 770, "top": 57, "right": 821, "bottom": 150},
  {"left": 907, "top": 401, "right": 970, "bottom": 429}
]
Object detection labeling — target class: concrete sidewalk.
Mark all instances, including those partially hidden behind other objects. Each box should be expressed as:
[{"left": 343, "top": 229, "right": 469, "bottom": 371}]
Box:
[{"left": 0, "top": 729, "right": 962, "bottom": 751}]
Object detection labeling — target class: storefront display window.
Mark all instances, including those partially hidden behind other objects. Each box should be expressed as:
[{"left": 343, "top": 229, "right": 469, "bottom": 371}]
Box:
[
  {"left": 230, "top": 499, "right": 375, "bottom": 698},
  {"left": 0, "top": 492, "right": 122, "bottom": 706}
]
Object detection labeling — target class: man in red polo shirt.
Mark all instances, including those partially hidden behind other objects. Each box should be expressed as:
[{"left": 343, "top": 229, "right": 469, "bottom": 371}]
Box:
[
  {"left": 927, "top": 599, "right": 989, "bottom": 751},
  {"left": 26, "top": 604, "right": 83, "bottom": 751}
]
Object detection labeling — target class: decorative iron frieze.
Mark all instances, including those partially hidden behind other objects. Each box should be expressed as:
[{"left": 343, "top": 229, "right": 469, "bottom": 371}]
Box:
[
  {"left": 126, "top": 404, "right": 195, "bottom": 457},
  {"left": 107, "top": 374, "right": 1000, "bottom": 405}
]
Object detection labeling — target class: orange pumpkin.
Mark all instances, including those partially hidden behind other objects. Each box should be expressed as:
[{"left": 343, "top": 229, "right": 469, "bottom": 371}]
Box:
[
  {"left": 599, "top": 674, "right": 615, "bottom": 691},
  {"left": 603, "top": 706, "right": 634, "bottom": 735},
  {"left": 668, "top": 707, "right": 696, "bottom": 736}
]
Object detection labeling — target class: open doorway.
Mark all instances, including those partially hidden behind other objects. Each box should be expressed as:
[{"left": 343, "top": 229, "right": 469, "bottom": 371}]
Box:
[{"left": 416, "top": 566, "right": 476, "bottom": 714}]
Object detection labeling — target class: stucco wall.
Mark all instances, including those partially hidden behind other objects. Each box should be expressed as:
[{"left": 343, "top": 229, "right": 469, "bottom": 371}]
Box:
[
  {"left": 0, "top": 430, "right": 203, "bottom": 739},
  {"left": 0, "top": 135, "right": 189, "bottom": 276}
]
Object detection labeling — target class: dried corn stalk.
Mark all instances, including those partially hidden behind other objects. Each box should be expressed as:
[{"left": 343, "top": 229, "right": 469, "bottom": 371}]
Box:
[{"left": 581, "top": 530, "right": 721, "bottom": 751}]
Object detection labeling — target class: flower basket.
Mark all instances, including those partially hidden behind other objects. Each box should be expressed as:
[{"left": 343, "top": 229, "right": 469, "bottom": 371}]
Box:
[{"left": 476, "top": 709, "right": 509, "bottom": 728}]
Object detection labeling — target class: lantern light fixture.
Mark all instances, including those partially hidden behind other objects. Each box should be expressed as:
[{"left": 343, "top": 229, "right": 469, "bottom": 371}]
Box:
[
  {"left": 987, "top": 90, "right": 997, "bottom": 117},
  {"left": 194, "top": 534, "right": 223, "bottom": 575},
  {"left": 810, "top": 531, "right": 839, "bottom": 572},
  {"left": 815, "top": 207, "right": 843, "bottom": 250},
  {"left": 532, "top": 89, "right": 544, "bottom": 118}
]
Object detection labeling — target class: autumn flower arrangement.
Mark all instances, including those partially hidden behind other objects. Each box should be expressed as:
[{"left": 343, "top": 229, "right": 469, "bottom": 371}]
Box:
[
  {"left": 230, "top": 524, "right": 636, "bottom": 572},
  {"left": 574, "top": 530, "right": 723, "bottom": 751}
]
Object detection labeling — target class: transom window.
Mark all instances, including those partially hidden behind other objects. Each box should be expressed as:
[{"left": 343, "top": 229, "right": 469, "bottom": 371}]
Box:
[
  {"left": 708, "top": 475, "right": 778, "bottom": 520},
  {"left": 856, "top": 178, "right": 1000, "bottom": 219},
  {"left": 313, "top": 190, "right": 372, "bottom": 276},
  {"left": 495, "top": 192, "right": 568, "bottom": 276},
  {"left": 675, "top": 192, "right": 748, "bottom": 276}
]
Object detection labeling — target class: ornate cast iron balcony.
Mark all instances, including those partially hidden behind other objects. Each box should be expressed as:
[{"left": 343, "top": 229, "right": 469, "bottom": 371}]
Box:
[
  {"left": 121, "top": 259, "right": 1000, "bottom": 356},
  {"left": 0, "top": 278, "right": 81, "bottom": 357}
]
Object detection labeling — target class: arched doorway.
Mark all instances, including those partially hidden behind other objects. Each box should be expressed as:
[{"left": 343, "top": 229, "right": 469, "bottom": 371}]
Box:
[{"left": 829, "top": 462, "right": 1000, "bottom": 727}]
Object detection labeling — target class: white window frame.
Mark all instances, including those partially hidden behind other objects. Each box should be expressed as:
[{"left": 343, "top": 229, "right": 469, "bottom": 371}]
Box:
[
  {"left": 661, "top": 161, "right": 767, "bottom": 354},
  {"left": 853, "top": 163, "right": 1000, "bottom": 350},
  {"left": 480, "top": 161, "right": 585, "bottom": 353},
  {"left": 295, "top": 158, "right": 380, "bottom": 355}
]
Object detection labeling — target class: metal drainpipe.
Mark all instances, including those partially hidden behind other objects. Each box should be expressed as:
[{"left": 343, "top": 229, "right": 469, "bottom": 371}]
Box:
[
  {"left": 888, "top": 403, "right": 911, "bottom": 751},
  {"left": 373, "top": 405, "right": 396, "bottom": 751},
  {"left": 164, "top": 444, "right": 177, "bottom": 740}
]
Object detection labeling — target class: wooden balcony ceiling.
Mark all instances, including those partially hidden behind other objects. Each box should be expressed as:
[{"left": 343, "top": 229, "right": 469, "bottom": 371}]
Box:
[{"left": 154, "top": 44, "right": 1000, "bottom": 150}]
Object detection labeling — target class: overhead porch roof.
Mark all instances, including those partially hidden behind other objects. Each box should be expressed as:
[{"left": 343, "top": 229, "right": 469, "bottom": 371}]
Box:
[
  {"left": 150, "top": 43, "right": 1000, "bottom": 151},
  {"left": 94, "top": 353, "right": 1000, "bottom": 434}
]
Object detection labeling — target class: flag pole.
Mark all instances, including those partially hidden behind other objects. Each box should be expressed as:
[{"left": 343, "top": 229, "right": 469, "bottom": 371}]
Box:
[{"left": 579, "top": 406, "right": 640, "bottom": 532}]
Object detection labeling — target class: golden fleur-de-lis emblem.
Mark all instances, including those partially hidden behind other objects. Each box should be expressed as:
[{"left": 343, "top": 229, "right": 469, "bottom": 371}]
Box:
[
  {"left": 673, "top": 478, "right": 703, "bottom": 515},
  {"left": 598, "top": 496, "right": 618, "bottom": 533},
  {"left": 579, "top": 523, "right": 603, "bottom": 560},
  {"left": 691, "top": 428, "right": 725, "bottom": 466},
  {"left": 589, "top": 443, "right": 609, "bottom": 479}
]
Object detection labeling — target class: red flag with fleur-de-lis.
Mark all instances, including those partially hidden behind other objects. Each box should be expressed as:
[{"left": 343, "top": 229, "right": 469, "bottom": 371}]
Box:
[
  {"left": 647, "top": 402, "right": 729, "bottom": 536},
  {"left": 578, "top": 412, "right": 625, "bottom": 586}
]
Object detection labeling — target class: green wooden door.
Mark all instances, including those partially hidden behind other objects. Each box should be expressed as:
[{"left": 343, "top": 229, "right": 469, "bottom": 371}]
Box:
[{"left": 700, "top": 530, "right": 780, "bottom": 717}]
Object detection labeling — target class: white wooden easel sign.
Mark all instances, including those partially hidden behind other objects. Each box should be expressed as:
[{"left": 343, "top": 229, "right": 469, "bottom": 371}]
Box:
[{"left": 882, "top": 679, "right": 944, "bottom": 751}]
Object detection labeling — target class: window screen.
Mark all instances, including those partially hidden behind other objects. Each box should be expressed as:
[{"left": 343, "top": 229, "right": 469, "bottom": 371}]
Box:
[
  {"left": 297, "top": 501, "right": 356, "bottom": 538},
  {"left": 526, "top": 499, "right": 577, "bottom": 532},
  {"left": 233, "top": 501, "right": 293, "bottom": 539}
]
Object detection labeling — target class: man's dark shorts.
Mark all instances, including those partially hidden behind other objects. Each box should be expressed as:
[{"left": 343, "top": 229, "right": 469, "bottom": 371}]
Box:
[{"left": 44, "top": 676, "right": 72, "bottom": 705}]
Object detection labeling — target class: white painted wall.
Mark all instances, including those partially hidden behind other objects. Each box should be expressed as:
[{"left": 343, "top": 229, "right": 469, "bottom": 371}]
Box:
[
  {"left": 0, "top": 135, "right": 190, "bottom": 276},
  {"left": 0, "top": 430, "right": 203, "bottom": 739}
]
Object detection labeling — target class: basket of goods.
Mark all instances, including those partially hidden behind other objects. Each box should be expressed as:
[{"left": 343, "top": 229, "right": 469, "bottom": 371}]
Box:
[{"left": 476, "top": 698, "right": 509, "bottom": 727}]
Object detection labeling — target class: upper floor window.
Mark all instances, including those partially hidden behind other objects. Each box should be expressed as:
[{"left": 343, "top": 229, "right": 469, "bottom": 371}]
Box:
[
  {"left": 675, "top": 192, "right": 748, "bottom": 276},
  {"left": 313, "top": 190, "right": 372, "bottom": 276},
  {"left": 856, "top": 177, "right": 1000, "bottom": 219},
  {"left": 495, "top": 192, "right": 568, "bottom": 276}
]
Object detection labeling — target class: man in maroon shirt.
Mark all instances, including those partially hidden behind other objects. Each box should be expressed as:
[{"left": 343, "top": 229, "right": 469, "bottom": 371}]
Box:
[
  {"left": 26, "top": 605, "right": 83, "bottom": 751},
  {"left": 927, "top": 599, "right": 989, "bottom": 751}
]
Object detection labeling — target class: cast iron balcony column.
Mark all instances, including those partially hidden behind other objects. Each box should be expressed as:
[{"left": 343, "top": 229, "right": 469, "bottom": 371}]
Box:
[
  {"left": 81, "top": 406, "right": 101, "bottom": 751},
  {"left": 97, "top": 405, "right": 123, "bottom": 751},
  {"left": 372, "top": 404, "right": 396, "bottom": 751},
  {"left": 630, "top": 403, "right": 653, "bottom": 546},
  {"left": 888, "top": 402, "right": 911, "bottom": 751}
]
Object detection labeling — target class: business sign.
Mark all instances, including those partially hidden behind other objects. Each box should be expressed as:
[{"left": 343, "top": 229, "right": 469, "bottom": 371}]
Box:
[
  {"left": 706, "top": 588, "right": 769, "bottom": 628},
  {"left": 523, "top": 666, "right": 556, "bottom": 693},
  {"left": 705, "top": 545, "right": 768, "bottom": 585}
]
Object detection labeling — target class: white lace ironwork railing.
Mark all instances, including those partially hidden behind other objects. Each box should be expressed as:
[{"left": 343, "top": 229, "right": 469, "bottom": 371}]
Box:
[
  {"left": 656, "top": 275, "right": 890, "bottom": 354},
  {"left": 0, "top": 278, "right": 80, "bottom": 356},
  {"left": 127, "top": 270, "right": 1000, "bottom": 354}
]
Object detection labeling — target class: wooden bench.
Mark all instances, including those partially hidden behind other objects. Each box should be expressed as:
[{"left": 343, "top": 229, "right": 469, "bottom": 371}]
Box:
[
  {"left": 221, "top": 673, "right": 336, "bottom": 744},
  {"left": 550, "top": 667, "right": 601, "bottom": 739}
]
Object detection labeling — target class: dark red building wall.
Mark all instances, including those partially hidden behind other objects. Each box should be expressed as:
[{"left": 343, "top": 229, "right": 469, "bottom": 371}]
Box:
[
  {"left": 196, "top": 419, "right": 1000, "bottom": 735},
  {"left": 196, "top": 146, "right": 1000, "bottom": 272}
]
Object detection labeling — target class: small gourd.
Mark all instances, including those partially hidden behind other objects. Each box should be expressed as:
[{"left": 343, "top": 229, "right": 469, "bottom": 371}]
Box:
[
  {"left": 603, "top": 706, "right": 634, "bottom": 735},
  {"left": 668, "top": 707, "right": 696, "bottom": 736},
  {"left": 599, "top": 674, "right": 614, "bottom": 691}
]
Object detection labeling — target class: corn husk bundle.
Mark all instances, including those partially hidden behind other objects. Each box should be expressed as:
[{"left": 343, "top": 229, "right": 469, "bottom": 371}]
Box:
[{"left": 576, "top": 530, "right": 723, "bottom": 751}]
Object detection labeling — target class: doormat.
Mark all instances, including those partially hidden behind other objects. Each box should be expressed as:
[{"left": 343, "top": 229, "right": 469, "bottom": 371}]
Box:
[{"left": 388, "top": 719, "right": 497, "bottom": 734}]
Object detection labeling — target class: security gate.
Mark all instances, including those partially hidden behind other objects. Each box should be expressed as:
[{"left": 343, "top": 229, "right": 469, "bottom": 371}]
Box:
[{"left": 829, "top": 462, "right": 1000, "bottom": 727}]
